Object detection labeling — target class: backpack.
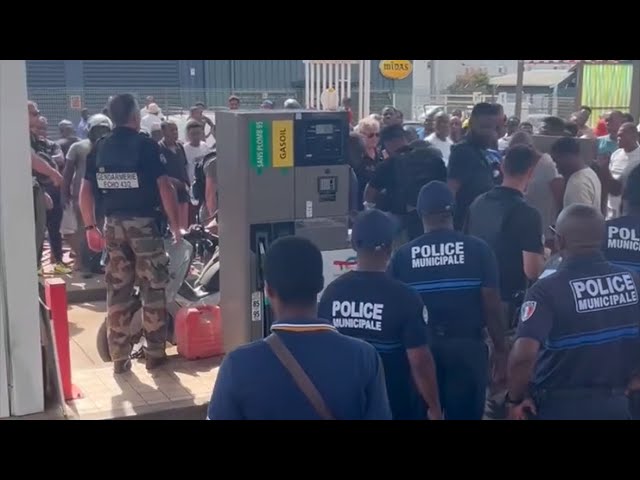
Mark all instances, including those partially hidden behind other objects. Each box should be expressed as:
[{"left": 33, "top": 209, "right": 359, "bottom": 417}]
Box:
[
  {"left": 393, "top": 146, "right": 447, "bottom": 211},
  {"left": 466, "top": 190, "right": 525, "bottom": 253},
  {"left": 192, "top": 150, "right": 216, "bottom": 204}
]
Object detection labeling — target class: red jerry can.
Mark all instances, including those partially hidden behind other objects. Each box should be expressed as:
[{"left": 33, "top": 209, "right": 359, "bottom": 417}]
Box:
[{"left": 175, "top": 305, "right": 224, "bottom": 360}]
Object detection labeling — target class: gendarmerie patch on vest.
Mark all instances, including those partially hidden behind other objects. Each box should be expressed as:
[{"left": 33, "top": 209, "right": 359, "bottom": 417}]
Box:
[
  {"left": 569, "top": 272, "right": 639, "bottom": 313},
  {"left": 96, "top": 172, "right": 140, "bottom": 189}
]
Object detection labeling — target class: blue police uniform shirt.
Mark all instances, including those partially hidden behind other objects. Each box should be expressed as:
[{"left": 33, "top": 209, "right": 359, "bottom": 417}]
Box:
[
  {"left": 486, "top": 148, "right": 502, "bottom": 164},
  {"left": 388, "top": 229, "right": 499, "bottom": 339},
  {"left": 516, "top": 253, "right": 640, "bottom": 391},
  {"left": 206, "top": 318, "right": 392, "bottom": 420},
  {"left": 447, "top": 139, "right": 501, "bottom": 230},
  {"left": 318, "top": 271, "right": 430, "bottom": 420},
  {"left": 604, "top": 214, "right": 640, "bottom": 273}
]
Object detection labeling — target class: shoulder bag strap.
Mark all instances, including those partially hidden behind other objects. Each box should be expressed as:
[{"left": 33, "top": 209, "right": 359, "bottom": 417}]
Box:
[{"left": 265, "top": 334, "right": 335, "bottom": 420}]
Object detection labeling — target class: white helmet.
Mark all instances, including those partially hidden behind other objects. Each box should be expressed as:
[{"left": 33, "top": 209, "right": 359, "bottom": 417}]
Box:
[
  {"left": 284, "top": 98, "right": 302, "bottom": 109},
  {"left": 88, "top": 114, "right": 113, "bottom": 131}
]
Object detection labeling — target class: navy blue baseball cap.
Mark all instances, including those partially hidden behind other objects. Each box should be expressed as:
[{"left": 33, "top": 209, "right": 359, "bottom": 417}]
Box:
[
  {"left": 417, "top": 180, "right": 455, "bottom": 216},
  {"left": 351, "top": 209, "right": 395, "bottom": 251}
]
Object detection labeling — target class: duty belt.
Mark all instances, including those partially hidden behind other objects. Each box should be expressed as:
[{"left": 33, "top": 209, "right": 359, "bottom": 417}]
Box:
[
  {"left": 431, "top": 325, "right": 482, "bottom": 340},
  {"left": 533, "top": 386, "right": 627, "bottom": 403}
]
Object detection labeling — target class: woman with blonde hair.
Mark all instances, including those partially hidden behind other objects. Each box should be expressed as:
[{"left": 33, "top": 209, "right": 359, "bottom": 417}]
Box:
[
  {"left": 355, "top": 117, "right": 382, "bottom": 158},
  {"left": 352, "top": 117, "right": 384, "bottom": 210}
]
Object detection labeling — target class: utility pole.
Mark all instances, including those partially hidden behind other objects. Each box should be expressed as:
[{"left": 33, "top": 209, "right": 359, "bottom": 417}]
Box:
[
  {"left": 429, "top": 60, "right": 437, "bottom": 98},
  {"left": 631, "top": 60, "right": 640, "bottom": 123},
  {"left": 515, "top": 60, "right": 524, "bottom": 119}
]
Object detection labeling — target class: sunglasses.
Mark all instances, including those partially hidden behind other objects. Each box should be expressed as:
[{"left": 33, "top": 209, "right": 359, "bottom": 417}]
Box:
[{"left": 366, "top": 132, "right": 380, "bottom": 139}]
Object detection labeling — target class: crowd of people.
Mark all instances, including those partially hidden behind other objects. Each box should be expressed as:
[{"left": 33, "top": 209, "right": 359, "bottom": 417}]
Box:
[
  {"left": 26, "top": 89, "right": 640, "bottom": 419},
  {"left": 29, "top": 93, "right": 314, "bottom": 276},
  {"left": 29, "top": 95, "right": 222, "bottom": 277},
  {"left": 29, "top": 91, "right": 311, "bottom": 372},
  {"left": 209, "top": 101, "right": 640, "bottom": 420}
]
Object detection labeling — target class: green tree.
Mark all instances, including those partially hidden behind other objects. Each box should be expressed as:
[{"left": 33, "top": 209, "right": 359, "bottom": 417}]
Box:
[{"left": 446, "top": 69, "right": 492, "bottom": 94}]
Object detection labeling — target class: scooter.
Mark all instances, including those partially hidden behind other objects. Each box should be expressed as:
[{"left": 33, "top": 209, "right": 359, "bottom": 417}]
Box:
[{"left": 96, "top": 225, "right": 220, "bottom": 363}]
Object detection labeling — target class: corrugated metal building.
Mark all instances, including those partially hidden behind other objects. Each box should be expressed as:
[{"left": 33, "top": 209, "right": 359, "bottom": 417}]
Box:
[{"left": 26, "top": 60, "right": 412, "bottom": 128}]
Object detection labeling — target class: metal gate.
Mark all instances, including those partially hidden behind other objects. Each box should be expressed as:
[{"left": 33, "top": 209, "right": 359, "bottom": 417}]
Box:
[
  {"left": 82, "top": 60, "right": 182, "bottom": 114},
  {"left": 26, "top": 60, "right": 67, "bottom": 136}
]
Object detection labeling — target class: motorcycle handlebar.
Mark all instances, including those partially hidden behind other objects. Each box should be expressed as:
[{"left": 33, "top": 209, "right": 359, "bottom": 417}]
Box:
[{"left": 182, "top": 225, "right": 219, "bottom": 247}]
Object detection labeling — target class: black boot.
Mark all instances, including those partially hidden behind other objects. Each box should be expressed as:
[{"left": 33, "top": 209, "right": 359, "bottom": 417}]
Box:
[
  {"left": 113, "top": 358, "right": 132, "bottom": 374},
  {"left": 145, "top": 355, "right": 168, "bottom": 371}
]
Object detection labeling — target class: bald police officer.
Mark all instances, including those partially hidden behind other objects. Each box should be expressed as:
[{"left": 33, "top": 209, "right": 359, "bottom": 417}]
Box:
[
  {"left": 604, "top": 168, "right": 640, "bottom": 419},
  {"left": 507, "top": 204, "right": 640, "bottom": 420},
  {"left": 318, "top": 210, "right": 442, "bottom": 420},
  {"left": 79, "top": 93, "right": 181, "bottom": 373},
  {"left": 604, "top": 165, "right": 640, "bottom": 273},
  {"left": 388, "top": 181, "right": 506, "bottom": 420}
]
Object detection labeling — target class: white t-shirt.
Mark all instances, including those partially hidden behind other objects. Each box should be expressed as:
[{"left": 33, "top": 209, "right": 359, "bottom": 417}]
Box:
[
  {"left": 563, "top": 167, "right": 602, "bottom": 210},
  {"left": 183, "top": 141, "right": 212, "bottom": 184},
  {"left": 140, "top": 106, "right": 163, "bottom": 118},
  {"left": 524, "top": 153, "right": 561, "bottom": 236},
  {"left": 141, "top": 114, "right": 162, "bottom": 134},
  {"left": 608, "top": 145, "right": 640, "bottom": 218},
  {"left": 497, "top": 134, "right": 512, "bottom": 152},
  {"left": 425, "top": 133, "right": 453, "bottom": 164}
]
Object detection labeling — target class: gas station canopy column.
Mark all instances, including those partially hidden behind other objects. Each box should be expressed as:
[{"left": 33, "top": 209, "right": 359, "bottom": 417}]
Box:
[{"left": 0, "top": 60, "right": 45, "bottom": 418}]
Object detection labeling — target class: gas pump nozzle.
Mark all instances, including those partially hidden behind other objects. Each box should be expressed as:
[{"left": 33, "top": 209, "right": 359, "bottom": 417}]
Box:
[{"left": 256, "top": 235, "right": 272, "bottom": 336}]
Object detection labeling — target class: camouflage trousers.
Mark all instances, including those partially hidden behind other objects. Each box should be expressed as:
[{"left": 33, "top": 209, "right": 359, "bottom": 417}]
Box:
[{"left": 104, "top": 216, "right": 169, "bottom": 362}]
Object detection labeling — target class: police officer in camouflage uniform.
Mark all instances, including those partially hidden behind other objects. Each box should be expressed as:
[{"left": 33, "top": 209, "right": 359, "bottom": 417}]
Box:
[{"left": 79, "top": 94, "right": 181, "bottom": 373}]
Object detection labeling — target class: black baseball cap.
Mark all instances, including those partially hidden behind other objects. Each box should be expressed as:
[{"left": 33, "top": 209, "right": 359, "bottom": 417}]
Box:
[
  {"left": 417, "top": 181, "right": 455, "bottom": 216},
  {"left": 351, "top": 209, "right": 395, "bottom": 251}
]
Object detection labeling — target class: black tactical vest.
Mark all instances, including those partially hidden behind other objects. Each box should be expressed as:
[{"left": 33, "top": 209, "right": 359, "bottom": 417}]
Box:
[
  {"left": 94, "top": 131, "right": 160, "bottom": 217},
  {"left": 393, "top": 147, "right": 447, "bottom": 213}
]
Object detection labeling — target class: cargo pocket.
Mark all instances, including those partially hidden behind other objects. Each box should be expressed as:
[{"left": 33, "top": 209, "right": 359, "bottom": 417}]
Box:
[{"left": 147, "top": 250, "right": 170, "bottom": 290}]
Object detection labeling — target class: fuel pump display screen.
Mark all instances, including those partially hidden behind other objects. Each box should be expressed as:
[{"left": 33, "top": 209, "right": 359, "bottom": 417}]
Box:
[
  {"left": 315, "top": 123, "right": 334, "bottom": 135},
  {"left": 318, "top": 176, "right": 338, "bottom": 202},
  {"left": 295, "top": 118, "right": 346, "bottom": 166}
]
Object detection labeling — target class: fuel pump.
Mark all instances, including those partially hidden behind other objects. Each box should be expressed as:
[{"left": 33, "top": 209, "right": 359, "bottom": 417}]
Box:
[{"left": 216, "top": 109, "right": 355, "bottom": 352}]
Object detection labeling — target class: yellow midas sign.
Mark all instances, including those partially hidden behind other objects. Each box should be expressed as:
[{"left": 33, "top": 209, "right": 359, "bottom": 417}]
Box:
[{"left": 379, "top": 60, "right": 413, "bottom": 80}]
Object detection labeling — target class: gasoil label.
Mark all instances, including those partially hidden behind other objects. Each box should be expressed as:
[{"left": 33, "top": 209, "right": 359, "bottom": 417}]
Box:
[{"left": 271, "top": 120, "right": 294, "bottom": 168}]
